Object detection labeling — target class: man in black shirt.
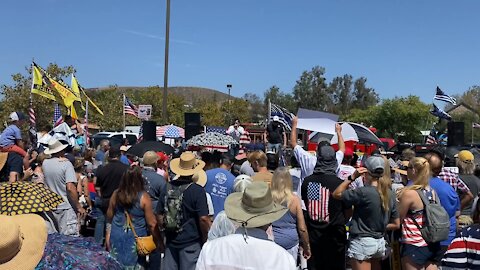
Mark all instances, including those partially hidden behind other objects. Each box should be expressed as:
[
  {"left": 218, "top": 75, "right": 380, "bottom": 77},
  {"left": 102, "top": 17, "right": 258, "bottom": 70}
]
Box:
[
  {"left": 157, "top": 152, "right": 211, "bottom": 270},
  {"left": 0, "top": 152, "right": 24, "bottom": 183},
  {"left": 264, "top": 116, "right": 286, "bottom": 154},
  {"left": 94, "top": 146, "right": 129, "bottom": 244},
  {"left": 301, "top": 144, "right": 351, "bottom": 270}
]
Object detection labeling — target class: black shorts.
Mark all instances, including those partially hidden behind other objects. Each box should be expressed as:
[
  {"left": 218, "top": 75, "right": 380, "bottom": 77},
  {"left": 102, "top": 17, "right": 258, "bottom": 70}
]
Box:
[{"left": 401, "top": 243, "right": 447, "bottom": 266}]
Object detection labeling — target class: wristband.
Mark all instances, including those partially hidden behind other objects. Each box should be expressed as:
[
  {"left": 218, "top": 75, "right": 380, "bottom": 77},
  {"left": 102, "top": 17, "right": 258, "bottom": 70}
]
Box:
[{"left": 347, "top": 175, "right": 353, "bottom": 182}]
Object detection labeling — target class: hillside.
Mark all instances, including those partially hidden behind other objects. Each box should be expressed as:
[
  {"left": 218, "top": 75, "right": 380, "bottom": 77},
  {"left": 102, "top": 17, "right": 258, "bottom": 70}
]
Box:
[{"left": 89, "top": 86, "right": 234, "bottom": 105}]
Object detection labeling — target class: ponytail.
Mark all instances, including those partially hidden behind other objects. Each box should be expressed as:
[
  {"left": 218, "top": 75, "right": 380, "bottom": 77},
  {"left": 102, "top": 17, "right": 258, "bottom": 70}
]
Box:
[{"left": 377, "top": 156, "right": 391, "bottom": 212}]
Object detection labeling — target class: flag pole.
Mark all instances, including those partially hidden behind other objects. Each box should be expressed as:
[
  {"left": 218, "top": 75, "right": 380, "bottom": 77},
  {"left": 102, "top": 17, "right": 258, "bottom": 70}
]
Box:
[
  {"left": 123, "top": 94, "right": 126, "bottom": 132},
  {"left": 268, "top": 99, "right": 271, "bottom": 124},
  {"left": 29, "top": 62, "right": 37, "bottom": 148},
  {"left": 472, "top": 122, "right": 474, "bottom": 145},
  {"left": 84, "top": 99, "right": 89, "bottom": 150}
]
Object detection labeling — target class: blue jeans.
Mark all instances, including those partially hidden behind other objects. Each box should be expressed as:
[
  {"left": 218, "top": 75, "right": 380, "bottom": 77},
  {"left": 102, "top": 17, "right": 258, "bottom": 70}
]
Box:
[
  {"left": 93, "top": 197, "right": 105, "bottom": 244},
  {"left": 267, "top": 143, "right": 282, "bottom": 154}
]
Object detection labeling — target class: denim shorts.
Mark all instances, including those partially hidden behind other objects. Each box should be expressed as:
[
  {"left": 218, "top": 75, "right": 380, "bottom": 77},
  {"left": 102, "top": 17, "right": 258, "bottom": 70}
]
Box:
[
  {"left": 401, "top": 243, "right": 445, "bottom": 266},
  {"left": 347, "top": 237, "right": 386, "bottom": 261}
]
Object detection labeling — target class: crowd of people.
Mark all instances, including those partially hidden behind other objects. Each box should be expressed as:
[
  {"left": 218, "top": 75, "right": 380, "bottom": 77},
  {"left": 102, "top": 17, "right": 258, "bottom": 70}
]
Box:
[{"left": 2, "top": 111, "right": 480, "bottom": 270}]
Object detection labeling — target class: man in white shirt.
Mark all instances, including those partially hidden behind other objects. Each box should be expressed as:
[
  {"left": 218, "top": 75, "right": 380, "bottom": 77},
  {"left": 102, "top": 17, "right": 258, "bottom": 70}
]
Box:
[
  {"left": 226, "top": 119, "right": 245, "bottom": 157},
  {"left": 196, "top": 182, "right": 296, "bottom": 270}
]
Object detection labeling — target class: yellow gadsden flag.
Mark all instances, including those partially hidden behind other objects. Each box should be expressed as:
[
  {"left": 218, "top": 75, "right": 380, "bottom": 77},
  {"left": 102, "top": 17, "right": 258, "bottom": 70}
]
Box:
[
  {"left": 31, "top": 63, "right": 57, "bottom": 101},
  {"left": 71, "top": 74, "right": 104, "bottom": 115},
  {"left": 31, "top": 62, "right": 80, "bottom": 108}
]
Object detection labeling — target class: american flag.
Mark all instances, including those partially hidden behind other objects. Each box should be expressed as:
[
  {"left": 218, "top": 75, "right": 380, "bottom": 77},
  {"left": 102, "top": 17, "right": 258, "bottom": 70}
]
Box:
[
  {"left": 306, "top": 182, "right": 330, "bottom": 222},
  {"left": 430, "top": 104, "right": 452, "bottom": 121},
  {"left": 157, "top": 125, "right": 185, "bottom": 138},
  {"left": 28, "top": 98, "right": 37, "bottom": 146},
  {"left": 425, "top": 127, "right": 438, "bottom": 144},
  {"left": 124, "top": 95, "right": 138, "bottom": 117},
  {"left": 270, "top": 103, "right": 295, "bottom": 131},
  {"left": 434, "top": 86, "right": 457, "bottom": 105},
  {"left": 53, "top": 103, "right": 63, "bottom": 127}
]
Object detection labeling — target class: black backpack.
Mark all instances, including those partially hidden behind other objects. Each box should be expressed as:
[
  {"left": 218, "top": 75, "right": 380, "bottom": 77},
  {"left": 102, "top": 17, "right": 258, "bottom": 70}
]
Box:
[{"left": 163, "top": 183, "right": 192, "bottom": 233}]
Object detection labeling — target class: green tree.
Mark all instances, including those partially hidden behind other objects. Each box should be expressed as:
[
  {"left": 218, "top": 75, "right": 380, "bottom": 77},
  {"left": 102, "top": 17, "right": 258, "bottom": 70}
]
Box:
[
  {"left": 221, "top": 99, "right": 251, "bottom": 126},
  {"left": 352, "top": 77, "right": 379, "bottom": 110},
  {"left": 243, "top": 93, "right": 265, "bottom": 123},
  {"left": 328, "top": 74, "right": 353, "bottom": 115},
  {"left": 293, "top": 66, "right": 330, "bottom": 111},
  {"left": 263, "top": 86, "right": 296, "bottom": 114},
  {"left": 196, "top": 100, "right": 224, "bottom": 126}
]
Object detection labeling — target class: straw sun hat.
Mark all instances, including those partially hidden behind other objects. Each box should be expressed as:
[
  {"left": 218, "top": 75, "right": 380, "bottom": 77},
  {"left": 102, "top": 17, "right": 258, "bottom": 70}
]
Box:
[
  {"left": 225, "top": 181, "right": 287, "bottom": 228},
  {"left": 43, "top": 139, "right": 68, "bottom": 155},
  {"left": 0, "top": 214, "right": 47, "bottom": 270},
  {"left": 170, "top": 152, "right": 205, "bottom": 177}
]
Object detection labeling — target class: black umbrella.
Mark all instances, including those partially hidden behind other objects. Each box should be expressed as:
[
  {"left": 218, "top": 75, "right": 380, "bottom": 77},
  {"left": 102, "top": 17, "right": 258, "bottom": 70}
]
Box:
[{"left": 126, "top": 141, "right": 174, "bottom": 157}]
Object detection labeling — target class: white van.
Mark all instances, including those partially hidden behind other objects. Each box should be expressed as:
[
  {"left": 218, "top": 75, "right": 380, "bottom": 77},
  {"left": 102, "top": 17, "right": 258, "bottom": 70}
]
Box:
[{"left": 91, "top": 132, "right": 138, "bottom": 148}]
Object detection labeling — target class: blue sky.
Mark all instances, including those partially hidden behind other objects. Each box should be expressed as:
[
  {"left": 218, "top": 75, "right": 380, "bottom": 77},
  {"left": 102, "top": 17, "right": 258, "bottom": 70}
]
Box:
[{"left": 1, "top": 0, "right": 479, "bottom": 103}]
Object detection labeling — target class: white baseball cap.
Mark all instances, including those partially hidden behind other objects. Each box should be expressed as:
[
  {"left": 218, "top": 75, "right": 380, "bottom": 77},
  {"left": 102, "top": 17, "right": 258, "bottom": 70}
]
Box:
[{"left": 9, "top": 112, "right": 26, "bottom": 121}]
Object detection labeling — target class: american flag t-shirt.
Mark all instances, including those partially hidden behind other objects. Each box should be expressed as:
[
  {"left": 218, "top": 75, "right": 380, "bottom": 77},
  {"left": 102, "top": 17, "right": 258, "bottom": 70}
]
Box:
[{"left": 307, "top": 182, "right": 330, "bottom": 222}]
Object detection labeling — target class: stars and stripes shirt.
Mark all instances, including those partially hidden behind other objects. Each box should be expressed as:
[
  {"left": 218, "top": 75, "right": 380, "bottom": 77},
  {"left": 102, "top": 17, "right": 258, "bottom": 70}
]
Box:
[
  {"left": 306, "top": 182, "right": 330, "bottom": 222},
  {"left": 301, "top": 173, "right": 346, "bottom": 229},
  {"left": 439, "top": 167, "right": 471, "bottom": 195},
  {"left": 442, "top": 224, "right": 480, "bottom": 269},
  {"left": 401, "top": 209, "right": 427, "bottom": 247}
]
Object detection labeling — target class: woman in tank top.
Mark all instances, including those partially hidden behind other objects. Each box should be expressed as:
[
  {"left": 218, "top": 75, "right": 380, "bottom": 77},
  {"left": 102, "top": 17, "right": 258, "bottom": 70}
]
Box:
[
  {"left": 270, "top": 167, "right": 311, "bottom": 261},
  {"left": 398, "top": 157, "right": 442, "bottom": 270}
]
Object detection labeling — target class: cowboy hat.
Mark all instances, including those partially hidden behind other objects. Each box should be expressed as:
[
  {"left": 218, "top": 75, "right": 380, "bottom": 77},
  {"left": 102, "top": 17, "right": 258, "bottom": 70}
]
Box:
[
  {"left": 170, "top": 152, "right": 205, "bottom": 176},
  {"left": 43, "top": 139, "right": 68, "bottom": 155},
  {"left": 192, "top": 170, "right": 207, "bottom": 187},
  {"left": 0, "top": 214, "right": 47, "bottom": 270},
  {"left": 0, "top": 152, "right": 7, "bottom": 172},
  {"left": 225, "top": 181, "right": 287, "bottom": 228}
]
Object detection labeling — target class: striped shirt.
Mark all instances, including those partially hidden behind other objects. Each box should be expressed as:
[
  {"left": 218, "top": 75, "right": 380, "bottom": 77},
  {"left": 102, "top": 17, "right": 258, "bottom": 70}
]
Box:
[
  {"left": 401, "top": 210, "right": 427, "bottom": 247},
  {"left": 442, "top": 224, "right": 480, "bottom": 269}
]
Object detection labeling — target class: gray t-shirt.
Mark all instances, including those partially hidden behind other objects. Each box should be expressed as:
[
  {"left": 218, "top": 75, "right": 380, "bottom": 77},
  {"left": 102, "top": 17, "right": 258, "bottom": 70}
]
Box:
[
  {"left": 459, "top": 174, "right": 480, "bottom": 216},
  {"left": 342, "top": 186, "right": 398, "bottom": 239},
  {"left": 43, "top": 157, "right": 77, "bottom": 210}
]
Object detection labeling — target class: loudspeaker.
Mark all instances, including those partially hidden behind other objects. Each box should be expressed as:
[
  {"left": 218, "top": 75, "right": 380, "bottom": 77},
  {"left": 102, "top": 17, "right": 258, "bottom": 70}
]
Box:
[
  {"left": 185, "top": 113, "right": 201, "bottom": 140},
  {"left": 142, "top": 120, "right": 157, "bottom": 141},
  {"left": 447, "top": 121, "right": 464, "bottom": 146}
]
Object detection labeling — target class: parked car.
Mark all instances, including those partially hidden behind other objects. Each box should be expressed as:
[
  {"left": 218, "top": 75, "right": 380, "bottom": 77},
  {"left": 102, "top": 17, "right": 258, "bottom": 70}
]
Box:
[{"left": 91, "top": 132, "right": 138, "bottom": 148}]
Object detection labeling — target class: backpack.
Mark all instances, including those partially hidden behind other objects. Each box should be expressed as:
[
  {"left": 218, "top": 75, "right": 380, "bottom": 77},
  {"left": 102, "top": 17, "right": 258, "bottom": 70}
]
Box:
[
  {"left": 411, "top": 189, "right": 450, "bottom": 243},
  {"left": 163, "top": 183, "right": 192, "bottom": 233}
]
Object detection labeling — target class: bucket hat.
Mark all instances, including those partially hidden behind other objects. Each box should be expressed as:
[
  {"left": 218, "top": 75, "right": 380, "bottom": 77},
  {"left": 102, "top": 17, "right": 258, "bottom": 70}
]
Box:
[{"left": 225, "top": 181, "right": 287, "bottom": 228}]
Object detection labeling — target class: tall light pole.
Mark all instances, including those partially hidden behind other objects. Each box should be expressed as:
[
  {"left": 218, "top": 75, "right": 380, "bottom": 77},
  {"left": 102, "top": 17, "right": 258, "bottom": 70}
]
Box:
[
  {"left": 227, "top": 84, "right": 232, "bottom": 124},
  {"left": 162, "top": 0, "right": 171, "bottom": 124}
]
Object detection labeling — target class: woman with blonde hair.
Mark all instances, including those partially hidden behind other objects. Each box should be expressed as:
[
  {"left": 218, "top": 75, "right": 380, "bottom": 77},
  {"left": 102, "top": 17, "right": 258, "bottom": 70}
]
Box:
[
  {"left": 333, "top": 155, "right": 400, "bottom": 270},
  {"left": 271, "top": 167, "right": 311, "bottom": 261},
  {"left": 398, "top": 157, "right": 443, "bottom": 270}
]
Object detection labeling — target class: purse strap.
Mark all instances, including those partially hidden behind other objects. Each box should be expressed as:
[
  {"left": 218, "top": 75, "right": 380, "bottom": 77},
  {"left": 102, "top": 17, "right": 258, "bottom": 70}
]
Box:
[{"left": 125, "top": 211, "right": 139, "bottom": 238}]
